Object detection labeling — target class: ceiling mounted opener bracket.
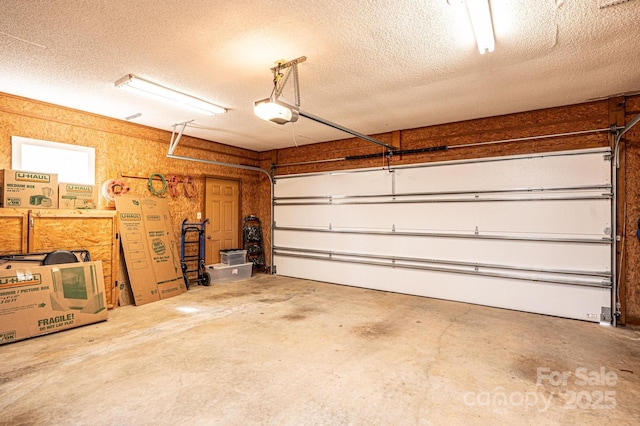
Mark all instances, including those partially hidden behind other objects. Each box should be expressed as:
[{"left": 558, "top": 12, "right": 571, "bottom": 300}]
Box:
[
  {"left": 255, "top": 56, "right": 397, "bottom": 152},
  {"left": 271, "top": 57, "right": 307, "bottom": 106},
  {"left": 168, "top": 119, "right": 194, "bottom": 155}
]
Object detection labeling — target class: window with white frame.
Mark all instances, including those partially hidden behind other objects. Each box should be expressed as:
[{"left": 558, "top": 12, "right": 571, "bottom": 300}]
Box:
[{"left": 11, "top": 136, "right": 95, "bottom": 185}]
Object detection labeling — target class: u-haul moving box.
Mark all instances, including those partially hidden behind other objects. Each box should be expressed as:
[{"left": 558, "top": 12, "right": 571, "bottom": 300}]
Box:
[
  {"left": 115, "top": 195, "right": 186, "bottom": 306},
  {"left": 138, "top": 197, "right": 186, "bottom": 300},
  {"left": 59, "top": 182, "right": 98, "bottom": 209},
  {"left": 0, "top": 261, "right": 108, "bottom": 345},
  {"left": 0, "top": 169, "right": 59, "bottom": 209}
]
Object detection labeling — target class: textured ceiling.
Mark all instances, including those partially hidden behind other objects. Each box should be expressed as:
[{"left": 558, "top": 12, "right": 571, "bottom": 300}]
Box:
[{"left": 1, "top": 0, "right": 639, "bottom": 152}]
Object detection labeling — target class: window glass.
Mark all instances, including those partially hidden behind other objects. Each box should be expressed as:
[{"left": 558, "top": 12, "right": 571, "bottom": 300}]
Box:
[{"left": 11, "top": 136, "right": 95, "bottom": 184}]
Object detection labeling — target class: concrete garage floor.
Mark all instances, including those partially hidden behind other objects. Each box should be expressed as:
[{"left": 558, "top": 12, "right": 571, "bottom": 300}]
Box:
[{"left": 1, "top": 274, "right": 639, "bottom": 425}]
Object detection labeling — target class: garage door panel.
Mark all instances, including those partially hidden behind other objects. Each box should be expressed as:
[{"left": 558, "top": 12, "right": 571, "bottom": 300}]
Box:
[
  {"left": 276, "top": 199, "right": 610, "bottom": 237},
  {"left": 275, "top": 169, "right": 393, "bottom": 197},
  {"left": 273, "top": 148, "right": 612, "bottom": 323},
  {"left": 394, "top": 151, "right": 610, "bottom": 193},
  {"left": 473, "top": 199, "right": 610, "bottom": 236},
  {"left": 275, "top": 203, "right": 482, "bottom": 231},
  {"left": 274, "top": 256, "right": 610, "bottom": 322},
  {"left": 274, "top": 230, "right": 609, "bottom": 273}
]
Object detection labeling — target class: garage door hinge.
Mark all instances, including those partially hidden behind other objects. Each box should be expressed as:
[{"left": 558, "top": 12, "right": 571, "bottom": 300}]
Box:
[{"left": 604, "top": 154, "right": 612, "bottom": 161}]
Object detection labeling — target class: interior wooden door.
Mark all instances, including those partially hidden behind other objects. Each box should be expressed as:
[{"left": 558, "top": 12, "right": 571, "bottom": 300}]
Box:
[{"left": 205, "top": 178, "right": 240, "bottom": 264}]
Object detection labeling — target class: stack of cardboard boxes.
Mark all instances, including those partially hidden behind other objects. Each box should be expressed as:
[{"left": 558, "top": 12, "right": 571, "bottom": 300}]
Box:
[
  {"left": 0, "top": 169, "right": 102, "bottom": 345},
  {"left": 0, "top": 260, "right": 108, "bottom": 345},
  {"left": 0, "top": 169, "right": 97, "bottom": 210},
  {"left": 115, "top": 194, "right": 186, "bottom": 306},
  {"left": 0, "top": 172, "right": 188, "bottom": 345}
]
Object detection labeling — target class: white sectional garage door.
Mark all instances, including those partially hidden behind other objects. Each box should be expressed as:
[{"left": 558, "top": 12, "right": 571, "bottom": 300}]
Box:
[{"left": 273, "top": 148, "right": 613, "bottom": 322}]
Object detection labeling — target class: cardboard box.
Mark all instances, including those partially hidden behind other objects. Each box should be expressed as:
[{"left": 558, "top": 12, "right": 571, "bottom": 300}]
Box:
[
  {"left": 115, "top": 195, "right": 186, "bottom": 305},
  {"left": 0, "top": 261, "right": 108, "bottom": 345},
  {"left": 59, "top": 182, "right": 98, "bottom": 209},
  {"left": 117, "top": 245, "right": 134, "bottom": 307},
  {"left": 138, "top": 197, "right": 185, "bottom": 300},
  {"left": 0, "top": 169, "right": 58, "bottom": 209},
  {"left": 115, "top": 199, "right": 161, "bottom": 306}
]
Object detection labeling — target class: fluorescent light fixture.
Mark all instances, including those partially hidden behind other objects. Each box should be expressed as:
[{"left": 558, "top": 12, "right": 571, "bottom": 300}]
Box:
[
  {"left": 465, "top": 0, "right": 495, "bottom": 54},
  {"left": 254, "top": 98, "right": 299, "bottom": 125},
  {"left": 115, "top": 74, "right": 226, "bottom": 115}
]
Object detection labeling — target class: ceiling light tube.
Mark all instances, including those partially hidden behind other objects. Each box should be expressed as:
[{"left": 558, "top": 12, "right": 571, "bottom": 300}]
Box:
[
  {"left": 465, "top": 0, "right": 495, "bottom": 54},
  {"left": 254, "top": 98, "right": 299, "bottom": 124},
  {"left": 115, "top": 74, "right": 226, "bottom": 115}
]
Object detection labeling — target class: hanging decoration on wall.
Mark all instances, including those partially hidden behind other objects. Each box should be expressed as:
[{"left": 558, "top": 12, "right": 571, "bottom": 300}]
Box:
[
  {"left": 147, "top": 173, "right": 168, "bottom": 197},
  {"left": 183, "top": 176, "right": 197, "bottom": 198},
  {"left": 118, "top": 172, "right": 198, "bottom": 198},
  {"left": 167, "top": 174, "right": 180, "bottom": 197},
  {"left": 101, "top": 178, "right": 130, "bottom": 202}
]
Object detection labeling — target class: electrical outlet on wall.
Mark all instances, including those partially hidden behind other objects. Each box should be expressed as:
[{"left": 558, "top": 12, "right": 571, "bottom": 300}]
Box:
[{"left": 196, "top": 212, "right": 202, "bottom": 220}]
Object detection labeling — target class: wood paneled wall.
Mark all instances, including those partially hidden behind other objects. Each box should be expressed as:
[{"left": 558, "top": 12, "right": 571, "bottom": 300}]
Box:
[
  {"left": 2, "top": 91, "right": 638, "bottom": 324},
  {"left": 0, "top": 92, "right": 272, "bottom": 268},
  {"left": 621, "top": 96, "right": 640, "bottom": 324},
  {"left": 273, "top": 101, "right": 611, "bottom": 175}
]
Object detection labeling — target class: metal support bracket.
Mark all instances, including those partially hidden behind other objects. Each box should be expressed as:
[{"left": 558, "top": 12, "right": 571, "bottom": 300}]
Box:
[
  {"left": 272, "top": 57, "right": 306, "bottom": 106},
  {"left": 265, "top": 56, "right": 396, "bottom": 152},
  {"left": 168, "top": 120, "right": 194, "bottom": 155},
  {"left": 270, "top": 56, "right": 308, "bottom": 73}
]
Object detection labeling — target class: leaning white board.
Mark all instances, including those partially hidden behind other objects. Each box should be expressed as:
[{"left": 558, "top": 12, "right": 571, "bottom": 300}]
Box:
[{"left": 273, "top": 148, "right": 612, "bottom": 322}]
